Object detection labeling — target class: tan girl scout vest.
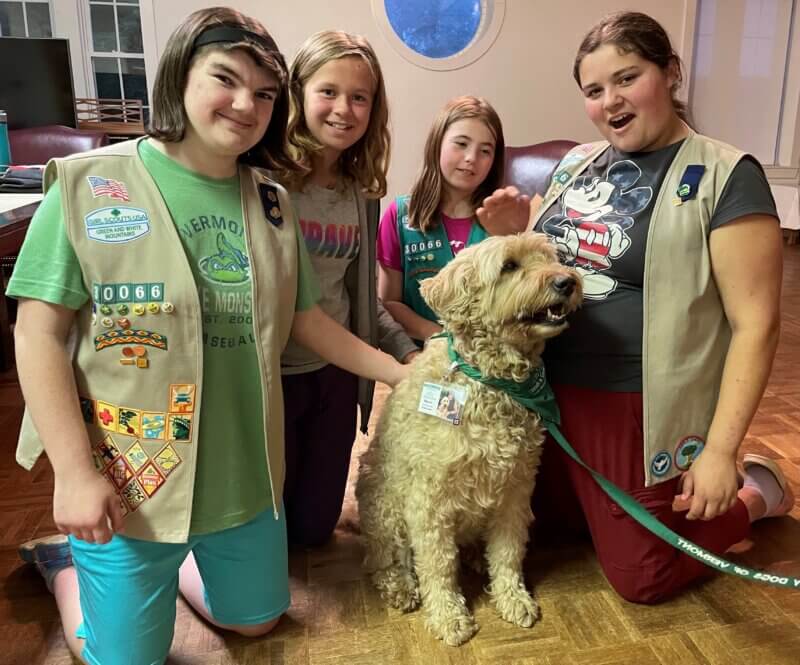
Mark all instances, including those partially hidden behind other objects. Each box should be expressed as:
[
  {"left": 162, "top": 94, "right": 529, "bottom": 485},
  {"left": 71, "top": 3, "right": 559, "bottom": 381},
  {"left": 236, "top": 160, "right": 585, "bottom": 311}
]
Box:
[
  {"left": 15, "top": 140, "right": 297, "bottom": 543},
  {"left": 532, "top": 130, "right": 746, "bottom": 487}
]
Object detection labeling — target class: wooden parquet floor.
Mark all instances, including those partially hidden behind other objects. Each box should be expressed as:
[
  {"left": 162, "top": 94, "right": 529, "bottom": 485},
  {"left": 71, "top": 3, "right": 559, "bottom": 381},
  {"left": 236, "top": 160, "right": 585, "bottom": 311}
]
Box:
[{"left": 2, "top": 244, "right": 800, "bottom": 665}]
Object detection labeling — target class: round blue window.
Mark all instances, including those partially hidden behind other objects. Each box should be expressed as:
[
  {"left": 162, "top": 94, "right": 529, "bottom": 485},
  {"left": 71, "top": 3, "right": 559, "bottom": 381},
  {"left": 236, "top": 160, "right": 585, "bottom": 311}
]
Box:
[{"left": 384, "top": 0, "right": 482, "bottom": 59}]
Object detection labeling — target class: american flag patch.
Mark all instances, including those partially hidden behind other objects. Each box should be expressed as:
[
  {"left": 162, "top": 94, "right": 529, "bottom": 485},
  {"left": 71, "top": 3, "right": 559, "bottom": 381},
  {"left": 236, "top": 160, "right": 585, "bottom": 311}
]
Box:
[{"left": 87, "top": 175, "right": 130, "bottom": 202}]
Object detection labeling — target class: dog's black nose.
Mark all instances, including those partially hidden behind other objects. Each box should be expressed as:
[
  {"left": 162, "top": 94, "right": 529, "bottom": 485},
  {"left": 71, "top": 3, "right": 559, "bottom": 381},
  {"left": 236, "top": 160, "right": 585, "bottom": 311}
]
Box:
[{"left": 551, "top": 275, "right": 576, "bottom": 296}]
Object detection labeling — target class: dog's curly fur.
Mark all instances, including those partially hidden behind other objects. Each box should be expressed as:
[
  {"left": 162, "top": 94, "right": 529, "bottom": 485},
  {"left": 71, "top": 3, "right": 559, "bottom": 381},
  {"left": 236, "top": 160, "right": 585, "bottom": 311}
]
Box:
[{"left": 356, "top": 234, "right": 582, "bottom": 646}]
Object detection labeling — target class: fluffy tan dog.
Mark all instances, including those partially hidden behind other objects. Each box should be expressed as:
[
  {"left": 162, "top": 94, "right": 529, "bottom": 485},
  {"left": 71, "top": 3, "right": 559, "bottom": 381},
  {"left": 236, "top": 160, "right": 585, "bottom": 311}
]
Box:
[{"left": 356, "top": 233, "right": 582, "bottom": 646}]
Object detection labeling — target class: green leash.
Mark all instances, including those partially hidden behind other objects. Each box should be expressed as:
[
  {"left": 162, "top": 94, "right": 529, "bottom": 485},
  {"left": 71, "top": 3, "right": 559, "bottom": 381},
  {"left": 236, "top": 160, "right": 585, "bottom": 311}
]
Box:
[{"left": 441, "top": 334, "right": 800, "bottom": 589}]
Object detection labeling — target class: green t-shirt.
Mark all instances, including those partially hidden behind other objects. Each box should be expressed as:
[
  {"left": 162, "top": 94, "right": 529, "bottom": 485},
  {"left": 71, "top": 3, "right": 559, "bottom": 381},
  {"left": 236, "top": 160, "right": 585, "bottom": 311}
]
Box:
[{"left": 7, "top": 139, "right": 320, "bottom": 534}]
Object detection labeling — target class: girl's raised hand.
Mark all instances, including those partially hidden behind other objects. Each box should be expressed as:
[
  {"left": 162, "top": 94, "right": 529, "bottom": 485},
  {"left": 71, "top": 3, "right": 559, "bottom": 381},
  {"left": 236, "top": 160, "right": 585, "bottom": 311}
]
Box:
[{"left": 476, "top": 187, "right": 534, "bottom": 236}]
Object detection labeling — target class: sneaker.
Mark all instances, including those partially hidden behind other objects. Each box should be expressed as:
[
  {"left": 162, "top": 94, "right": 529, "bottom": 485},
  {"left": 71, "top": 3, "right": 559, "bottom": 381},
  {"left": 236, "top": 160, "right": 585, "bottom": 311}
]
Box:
[
  {"left": 18, "top": 534, "right": 73, "bottom": 592},
  {"left": 742, "top": 454, "right": 796, "bottom": 518}
]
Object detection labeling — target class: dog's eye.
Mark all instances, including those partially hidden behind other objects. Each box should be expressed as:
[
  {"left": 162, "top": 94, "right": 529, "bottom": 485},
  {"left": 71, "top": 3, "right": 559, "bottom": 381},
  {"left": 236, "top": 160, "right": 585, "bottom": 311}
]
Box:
[{"left": 501, "top": 259, "right": 519, "bottom": 273}]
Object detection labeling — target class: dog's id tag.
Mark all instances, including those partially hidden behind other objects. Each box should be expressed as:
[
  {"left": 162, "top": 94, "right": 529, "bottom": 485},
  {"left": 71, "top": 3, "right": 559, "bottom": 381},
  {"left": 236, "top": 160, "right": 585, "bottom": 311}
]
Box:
[{"left": 418, "top": 381, "right": 467, "bottom": 426}]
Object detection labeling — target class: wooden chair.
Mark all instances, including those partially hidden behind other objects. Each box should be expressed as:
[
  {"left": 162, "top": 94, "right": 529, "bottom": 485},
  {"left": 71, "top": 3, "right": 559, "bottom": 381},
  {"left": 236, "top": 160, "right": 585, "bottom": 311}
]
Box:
[{"left": 75, "top": 97, "right": 146, "bottom": 137}]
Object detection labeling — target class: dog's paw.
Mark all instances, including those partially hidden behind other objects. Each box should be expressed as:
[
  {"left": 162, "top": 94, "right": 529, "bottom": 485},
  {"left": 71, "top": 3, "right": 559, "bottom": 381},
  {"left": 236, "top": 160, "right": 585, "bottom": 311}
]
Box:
[
  {"left": 373, "top": 567, "right": 420, "bottom": 612},
  {"left": 494, "top": 590, "right": 540, "bottom": 628},
  {"left": 428, "top": 610, "right": 478, "bottom": 646}
]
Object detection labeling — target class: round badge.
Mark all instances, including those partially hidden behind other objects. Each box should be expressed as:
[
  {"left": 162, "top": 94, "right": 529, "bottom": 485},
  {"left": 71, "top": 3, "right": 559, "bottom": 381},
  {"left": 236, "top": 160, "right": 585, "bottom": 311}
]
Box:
[
  {"left": 147, "top": 303, "right": 160, "bottom": 314},
  {"left": 427, "top": 253, "right": 434, "bottom": 261},
  {"left": 100, "top": 305, "right": 113, "bottom": 315},
  {"left": 675, "top": 436, "right": 705, "bottom": 471},
  {"left": 117, "top": 304, "right": 129, "bottom": 315},
  {"left": 133, "top": 304, "right": 146, "bottom": 316},
  {"left": 122, "top": 346, "right": 135, "bottom": 357},
  {"left": 101, "top": 316, "right": 114, "bottom": 328},
  {"left": 650, "top": 451, "right": 672, "bottom": 477},
  {"left": 117, "top": 318, "right": 131, "bottom": 329},
  {"left": 161, "top": 302, "right": 175, "bottom": 314}
]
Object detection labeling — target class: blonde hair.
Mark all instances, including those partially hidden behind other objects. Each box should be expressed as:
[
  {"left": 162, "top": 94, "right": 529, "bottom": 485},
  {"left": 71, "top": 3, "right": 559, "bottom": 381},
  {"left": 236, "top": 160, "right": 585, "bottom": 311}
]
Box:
[
  {"left": 149, "top": 6, "right": 295, "bottom": 172},
  {"left": 282, "top": 30, "right": 390, "bottom": 198},
  {"left": 408, "top": 96, "right": 505, "bottom": 233}
]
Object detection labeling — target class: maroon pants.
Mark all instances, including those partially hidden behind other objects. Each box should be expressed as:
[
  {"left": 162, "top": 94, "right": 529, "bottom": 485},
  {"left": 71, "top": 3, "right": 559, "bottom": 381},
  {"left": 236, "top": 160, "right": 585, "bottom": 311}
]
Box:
[
  {"left": 532, "top": 384, "right": 750, "bottom": 604},
  {"left": 282, "top": 364, "right": 359, "bottom": 547}
]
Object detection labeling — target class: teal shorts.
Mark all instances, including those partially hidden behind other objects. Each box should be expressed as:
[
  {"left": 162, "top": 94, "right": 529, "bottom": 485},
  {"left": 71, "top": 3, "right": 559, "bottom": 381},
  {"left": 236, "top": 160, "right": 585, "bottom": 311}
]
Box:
[{"left": 69, "top": 508, "right": 289, "bottom": 665}]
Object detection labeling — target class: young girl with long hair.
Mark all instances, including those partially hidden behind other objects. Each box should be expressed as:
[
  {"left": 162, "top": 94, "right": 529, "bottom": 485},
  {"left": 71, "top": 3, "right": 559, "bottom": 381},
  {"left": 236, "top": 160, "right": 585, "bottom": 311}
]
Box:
[
  {"left": 278, "top": 30, "right": 417, "bottom": 547},
  {"left": 377, "top": 95, "right": 505, "bottom": 342},
  {"left": 12, "top": 10, "right": 406, "bottom": 663}
]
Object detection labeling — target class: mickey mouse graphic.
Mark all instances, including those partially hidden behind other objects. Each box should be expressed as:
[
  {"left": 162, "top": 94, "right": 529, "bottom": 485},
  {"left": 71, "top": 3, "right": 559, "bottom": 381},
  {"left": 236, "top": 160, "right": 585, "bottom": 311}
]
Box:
[{"left": 542, "top": 160, "right": 652, "bottom": 299}]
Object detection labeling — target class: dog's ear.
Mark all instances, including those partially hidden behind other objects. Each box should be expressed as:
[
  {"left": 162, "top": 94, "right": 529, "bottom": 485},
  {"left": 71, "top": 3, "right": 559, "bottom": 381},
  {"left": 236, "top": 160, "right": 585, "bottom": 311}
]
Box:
[{"left": 419, "top": 259, "right": 476, "bottom": 319}]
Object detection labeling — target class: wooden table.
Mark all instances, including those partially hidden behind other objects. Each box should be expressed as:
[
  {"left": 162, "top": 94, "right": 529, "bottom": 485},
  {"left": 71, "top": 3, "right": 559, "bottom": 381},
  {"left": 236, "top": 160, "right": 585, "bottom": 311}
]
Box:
[{"left": 0, "top": 194, "right": 41, "bottom": 369}]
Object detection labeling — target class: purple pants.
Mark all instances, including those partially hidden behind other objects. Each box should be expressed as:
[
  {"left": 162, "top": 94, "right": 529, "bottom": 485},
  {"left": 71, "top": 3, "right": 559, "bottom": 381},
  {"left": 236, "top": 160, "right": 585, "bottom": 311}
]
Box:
[{"left": 281, "top": 364, "right": 359, "bottom": 546}]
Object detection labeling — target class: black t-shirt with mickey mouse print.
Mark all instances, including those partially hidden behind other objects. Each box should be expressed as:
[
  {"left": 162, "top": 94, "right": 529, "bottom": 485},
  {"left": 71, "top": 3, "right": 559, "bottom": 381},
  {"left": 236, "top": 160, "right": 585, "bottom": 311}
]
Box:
[{"left": 534, "top": 139, "right": 778, "bottom": 391}]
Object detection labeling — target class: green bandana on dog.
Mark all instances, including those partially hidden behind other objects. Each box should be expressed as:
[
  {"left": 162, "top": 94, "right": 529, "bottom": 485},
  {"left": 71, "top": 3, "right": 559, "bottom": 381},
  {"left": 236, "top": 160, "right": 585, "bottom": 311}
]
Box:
[{"left": 442, "top": 333, "right": 561, "bottom": 425}]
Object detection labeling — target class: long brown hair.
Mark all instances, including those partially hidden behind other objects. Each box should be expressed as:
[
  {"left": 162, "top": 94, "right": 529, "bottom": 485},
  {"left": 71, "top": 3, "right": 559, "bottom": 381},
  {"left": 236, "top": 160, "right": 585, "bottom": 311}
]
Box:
[
  {"left": 573, "top": 11, "right": 690, "bottom": 124},
  {"left": 149, "top": 6, "right": 295, "bottom": 172},
  {"left": 281, "top": 30, "right": 390, "bottom": 198},
  {"left": 408, "top": 96, "right": 504, "bottom": 233}
]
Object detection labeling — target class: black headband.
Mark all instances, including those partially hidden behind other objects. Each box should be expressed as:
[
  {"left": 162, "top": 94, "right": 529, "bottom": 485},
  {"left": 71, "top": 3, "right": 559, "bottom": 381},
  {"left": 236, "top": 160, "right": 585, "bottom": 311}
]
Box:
[{"left": 192, "top": 25, "right": 278, "bottom": 54}]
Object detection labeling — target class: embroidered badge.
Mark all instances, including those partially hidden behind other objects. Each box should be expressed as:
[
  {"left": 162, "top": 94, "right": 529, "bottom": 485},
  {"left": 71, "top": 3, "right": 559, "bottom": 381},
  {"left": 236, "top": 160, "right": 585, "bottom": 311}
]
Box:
[
  {"left": 137, "top": 463, "right": 166, "bottom": 497},
  {"left": 117, "top": 407, "right": 142, "bottom": 437},
  {"left": 169, "top": 384, "right": 196, "bottom": 413},
  {"left": 124, "top": 441, "right": 149, "bottom": 472},
  {"left": 153, "top": 443, "right": 181, "bottom": 476},
  {"left": 258, "top": 183, "right": 283, "bottom": 227},
  {"left": 95, "top": 434, "right": 121, "bottom": 466},
  {"left": 94, "top": 329, "right": 168, "bottom": 352},
  {"left": 651, "top": 451, "right": 673, "bottom": 477},
  {"left": 418, "top": 381, "right": 467, "bottom": 426},
  {"left": 106, "top": 457, "right": 135, "bottom": 490},
  {"left": 675, "top": 436, "right": 705, "bottom": 471},
  {"left": 85, "top": 206, "right": 150, "bottom": 244},
  {"left": 168, "top": 414, "right": 192, "bottom": 441},
  {"left": 96, "top": 401, "right": 118, "bottom": 431},
  {"left": 120, "top": 478, "right": 147, "bottom": 511},
  {"left": 142, "top": 412, "right": 166, "bottom": 440},
  {"left": 87, "top": 175, "right": 130, "bottom": 202}
]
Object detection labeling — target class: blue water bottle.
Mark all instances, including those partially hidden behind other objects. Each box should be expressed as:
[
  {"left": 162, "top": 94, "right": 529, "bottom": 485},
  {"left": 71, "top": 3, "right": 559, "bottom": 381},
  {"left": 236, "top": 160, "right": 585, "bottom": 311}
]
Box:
[{"left": 0, "top": 110, "right": 11, "bottom": 172}]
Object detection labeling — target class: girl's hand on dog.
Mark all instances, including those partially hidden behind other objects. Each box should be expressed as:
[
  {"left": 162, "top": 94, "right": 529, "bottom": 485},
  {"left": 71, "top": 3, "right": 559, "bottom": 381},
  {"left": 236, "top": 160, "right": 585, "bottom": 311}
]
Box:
[
  {"left": 385, "top": 360, "right": 412, "bottom": 388},
  {"left": 402, "top": 350, "right": 421, "bottom": 364},
  {"left": 477, "top": 187, "right": 542, "bottom": 235}
]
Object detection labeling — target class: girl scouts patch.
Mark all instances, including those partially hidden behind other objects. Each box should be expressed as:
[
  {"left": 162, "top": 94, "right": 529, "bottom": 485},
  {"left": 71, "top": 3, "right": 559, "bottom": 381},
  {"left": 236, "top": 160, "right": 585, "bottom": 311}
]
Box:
[
  {"left": 85, "top": 206, "right": 150, "bottom": 243},
  {"left": 675, "top": 436, "right": 705, "bottom": 470}
]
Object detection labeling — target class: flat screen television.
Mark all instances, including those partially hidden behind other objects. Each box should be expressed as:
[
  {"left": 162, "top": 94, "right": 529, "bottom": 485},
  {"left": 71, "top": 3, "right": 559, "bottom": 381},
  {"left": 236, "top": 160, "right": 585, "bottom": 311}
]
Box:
[{"left": 0, "top": 37, "right": 76, "bottom": 130}]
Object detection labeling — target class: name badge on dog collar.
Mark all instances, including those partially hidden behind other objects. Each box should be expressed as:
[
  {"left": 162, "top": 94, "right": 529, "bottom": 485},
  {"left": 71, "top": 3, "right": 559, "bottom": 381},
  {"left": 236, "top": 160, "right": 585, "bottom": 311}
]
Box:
[
  {"left": 673, "top": 165, "right": 705, "bottom": 206},
  {"left": 418, "top": 381, "right": 467, "bottom": 426}
]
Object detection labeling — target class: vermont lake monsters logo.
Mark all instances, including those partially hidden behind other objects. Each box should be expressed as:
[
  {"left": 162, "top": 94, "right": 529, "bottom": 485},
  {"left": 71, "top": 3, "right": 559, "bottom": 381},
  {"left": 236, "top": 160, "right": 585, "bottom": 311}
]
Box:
[
  {"left": 85, "top": 206, "right": 150, "bottom": 243},
  {"left": 198, "top": 232, "right": 250, "bottom": 284}
]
